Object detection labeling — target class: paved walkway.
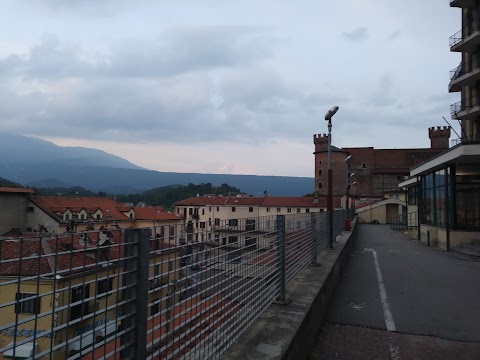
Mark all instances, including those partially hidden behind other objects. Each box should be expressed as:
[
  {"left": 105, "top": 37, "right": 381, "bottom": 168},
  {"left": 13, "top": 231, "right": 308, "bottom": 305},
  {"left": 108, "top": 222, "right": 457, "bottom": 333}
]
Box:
[{"left": 312, "top": 224, "right": 480, "bottom": 360}]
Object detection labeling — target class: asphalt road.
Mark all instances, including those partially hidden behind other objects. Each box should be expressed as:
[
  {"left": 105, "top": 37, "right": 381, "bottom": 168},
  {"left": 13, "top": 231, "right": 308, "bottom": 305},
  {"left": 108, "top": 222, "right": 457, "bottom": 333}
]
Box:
[{"left": 326, "top": 224, "right": 480, "bottom": 342}]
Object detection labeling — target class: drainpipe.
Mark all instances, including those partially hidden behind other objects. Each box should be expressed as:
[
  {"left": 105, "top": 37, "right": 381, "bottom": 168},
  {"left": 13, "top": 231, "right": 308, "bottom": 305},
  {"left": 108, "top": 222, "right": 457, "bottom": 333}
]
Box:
[{"left": 445, "top": 165, "right": 451, "bottom": 252}]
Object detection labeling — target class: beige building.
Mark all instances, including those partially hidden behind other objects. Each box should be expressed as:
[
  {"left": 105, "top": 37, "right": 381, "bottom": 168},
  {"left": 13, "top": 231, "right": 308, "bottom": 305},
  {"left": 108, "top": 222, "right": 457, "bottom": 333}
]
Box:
[
  {"left": 174, "top": 195, "right": 342, "bottom": 247},
  {"left": 0, "top": 231, "right": 180, "bottom": 359},
  {"left": 0, "top": 187, "right": 35, "bottom": 235}
]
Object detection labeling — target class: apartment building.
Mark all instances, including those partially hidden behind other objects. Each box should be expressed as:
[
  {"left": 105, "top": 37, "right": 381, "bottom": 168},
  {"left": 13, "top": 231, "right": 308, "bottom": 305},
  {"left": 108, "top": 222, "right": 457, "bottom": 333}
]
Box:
[
  {"left": 0, "top": 230, "right": 180, "bottom": 359},
  {"left": 174, "top": 195, "right": 342, "bottom": 248},
  {"left": 0, "top": 193, "right": 183, "bottom": 243},
  {"left": 399, "top": 0, "right": 480, "bottom": 251}
]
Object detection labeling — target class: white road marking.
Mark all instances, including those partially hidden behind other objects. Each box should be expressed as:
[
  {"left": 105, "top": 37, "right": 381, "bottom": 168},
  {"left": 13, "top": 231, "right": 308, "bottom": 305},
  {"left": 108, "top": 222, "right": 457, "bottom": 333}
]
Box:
[
  {"left": 349, "top": 302, "right": 366, "bottom": 311},
  {"left": 364, "top": 248, "right": 396, "bottom": 332}
]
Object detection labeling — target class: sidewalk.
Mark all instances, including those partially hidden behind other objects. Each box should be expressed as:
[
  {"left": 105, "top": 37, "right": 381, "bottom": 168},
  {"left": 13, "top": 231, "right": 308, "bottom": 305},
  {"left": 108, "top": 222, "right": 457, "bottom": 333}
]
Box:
[{"left": 312, "top": 224, "right": 480, "bottom": 359}]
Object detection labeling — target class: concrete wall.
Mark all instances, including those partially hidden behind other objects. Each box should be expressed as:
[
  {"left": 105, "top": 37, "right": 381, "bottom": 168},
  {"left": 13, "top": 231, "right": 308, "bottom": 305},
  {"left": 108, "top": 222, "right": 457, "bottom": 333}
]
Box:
[
  {"left": 420, "top": 224, "right": 480, "bottom": 250},
  {"left": 0, "top": 193, "right": 29, "bottom": 235},
  {"left": 26, "top": 201, "right": 60, "bottom": 233}
]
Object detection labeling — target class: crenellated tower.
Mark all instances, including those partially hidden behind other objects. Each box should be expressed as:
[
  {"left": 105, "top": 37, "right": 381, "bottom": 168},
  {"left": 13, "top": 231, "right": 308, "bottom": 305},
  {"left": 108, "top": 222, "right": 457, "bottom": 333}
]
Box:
[{"left": 429, "top": 126, "right": 451, "bottom": 149}]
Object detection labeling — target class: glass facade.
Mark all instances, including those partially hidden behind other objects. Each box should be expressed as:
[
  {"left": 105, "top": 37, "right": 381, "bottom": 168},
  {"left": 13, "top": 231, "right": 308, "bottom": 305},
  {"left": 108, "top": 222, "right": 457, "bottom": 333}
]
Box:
[
  {"left": 455, "top": 173, "right": 480, "bottom": 230},
  {"left": 420, "top": 169, "right": 448, "bottom": 228}
]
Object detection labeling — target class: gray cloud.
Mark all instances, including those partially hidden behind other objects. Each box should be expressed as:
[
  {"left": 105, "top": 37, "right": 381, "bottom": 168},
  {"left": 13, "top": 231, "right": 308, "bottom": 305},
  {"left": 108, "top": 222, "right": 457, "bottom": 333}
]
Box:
[
  {"left": 387, "top": 30, "right": 402, "bottom": 41},
  {"left": 341, "top": 27, "right": 369, "bottom": 41}
]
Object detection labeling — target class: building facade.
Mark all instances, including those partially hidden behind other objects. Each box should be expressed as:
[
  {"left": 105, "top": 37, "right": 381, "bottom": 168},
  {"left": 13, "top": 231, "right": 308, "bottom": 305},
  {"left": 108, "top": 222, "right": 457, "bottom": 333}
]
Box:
[
  {"left": 314, "top": 128, "right": 451, "bottom": 198},
  {"left": 399, "top": 0, "right": 480, "bottom": 251}
]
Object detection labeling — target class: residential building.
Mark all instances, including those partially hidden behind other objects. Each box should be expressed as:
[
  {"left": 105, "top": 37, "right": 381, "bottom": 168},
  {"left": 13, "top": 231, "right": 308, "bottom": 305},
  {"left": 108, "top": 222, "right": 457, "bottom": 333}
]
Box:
[
  {"left": 398, "top": 0, "right": 480, "bottom": 251},
  {"left": 174, "top": 194, "right": 341, "bottom": 248},
  {"left": 313, "top": 127, "right": 451, "bottom": 198},
  {"left": 0, "top": 187, "right": 35, "bottom": 235},
  {"left": 0, "top": 194, "right": 183, "bottom": 243},
  {"left": 0, "top": 230, "right": 180, "bottom": 359}
]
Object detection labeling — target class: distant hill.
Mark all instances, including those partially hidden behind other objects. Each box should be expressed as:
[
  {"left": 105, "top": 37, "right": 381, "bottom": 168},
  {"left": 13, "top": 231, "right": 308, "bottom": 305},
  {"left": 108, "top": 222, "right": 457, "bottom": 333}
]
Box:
[
  {"left": 0, "top": 133, "right": 143, "bottom": 170},
  {"left": 0, "top": 133, "right": 314, "bottom": 196},
  {"left": 0, "top": 177, "right": 21, "bottom": 188},
  {"left": 117, "top": 183, "right": 242, "bottom": 209}
]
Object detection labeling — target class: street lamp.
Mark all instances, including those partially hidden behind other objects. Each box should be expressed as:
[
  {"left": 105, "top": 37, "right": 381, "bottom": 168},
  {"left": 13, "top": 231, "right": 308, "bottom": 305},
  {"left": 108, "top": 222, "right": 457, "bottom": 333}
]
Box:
[
  {"left": 352, "top": 181, "right": 357, "bottom": 214},
  {"left": 345, "top": 155, "right": 352, "bottom": 217},
  {"left": 325, "top": 106, "right": 339, "bottom": 248}
]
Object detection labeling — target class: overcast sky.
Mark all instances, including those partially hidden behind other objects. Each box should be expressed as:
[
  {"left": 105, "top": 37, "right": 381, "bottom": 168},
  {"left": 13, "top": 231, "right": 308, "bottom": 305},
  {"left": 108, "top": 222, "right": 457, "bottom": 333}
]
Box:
[{"left": 0, "top": 1, "right": 461, "bottom": 177}]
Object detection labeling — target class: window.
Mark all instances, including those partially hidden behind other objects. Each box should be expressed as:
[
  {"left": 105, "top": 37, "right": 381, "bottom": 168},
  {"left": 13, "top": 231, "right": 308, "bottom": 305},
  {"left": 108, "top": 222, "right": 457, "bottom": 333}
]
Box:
[
  {"left": 160, "top": 226, "right": 165, "bottom": 239},
  {"left": 65, "top": 214, "right": 70, "bottom": 221},
  {"left": 232, "top": 207, "right": 236, "bottom": 212},
  {"left": 27, "top": 207, "right": 34, "bottom": 213},
  {"left": 249, "top": 207, "right": 254, "bottom": 212},
  {"left": 169, "top": 225, "right": 175, "bottom": 240},
  {"left": 96, "top": 278, "right": 114, "bottom": 296},
  {"left": 296, "top": 208, "right": 301, "bottom": 213},
  {"left": 129, "top": 213, "right": 134, "bottom": 219},
  {"left": 277, "top": 208, "right": 281, "bottom": 213},
  {"left": 71, "top": 285, "right": 90, "bottom": 320},
  {"left": 209, "top": 207, "right": 212, "bottom": 212},
  {"left": 216, "top": 207, "right": 220, "bottom": 211},
  {"left": 266, "top": 207, "right": 270, "bottom": 212},
  {"left": 96, "top": 214, "right": 102, "bottom": 220},
  {"left": 362, "top": 162, "right": 367, "bottom": 168},
  {"left": 200, "top": 222, "right": 206, "bottom": 229},
  {"left": 228, "top": 219, "right": 238, "bottom": 226},
  {"left": 189, "top": 208, "right": 193, "bottom": 215},
  {"left": 318, "top": 160, "right": 322, "bottom": 165},
  {"left": 209, "top": 218, "right": 212, "bottom": 226},
  {"left": 318, "top": 183, "right": 323, "bottom": 189},
  {"left": 318, "top": 170, "right": 323, "bottom": 176},
  {"left": 214, "top": 218, "right": 220, "bottom": 226},
  {"left": 397, "top": 176, "right": 402, "bottom": 180},
  {"left": 177, "top": 208, "right": 180, "bottom": 214},
  {"left": 246, "top": 219, "right": 256, "bottom": 231},
  {"left": 287, "top": 208, "right": 292, "bottom": 213},
  {"left": 246, "top": 237, "right": 256, "bottom": 247},
  {"left": 202, "top": 209, "right": 205, "bottom": 215},
  {"left": 228, "top": 236, "right": 238, "bottom": 244},
  {"left": 408, "top": 186, "right": 418, "bottom": 206},
  {"left": 306, "top": 209, "right": 310, "bottom": 213},
  {"left": 15, "top": 293, "right": 40, "bottom": 314}
]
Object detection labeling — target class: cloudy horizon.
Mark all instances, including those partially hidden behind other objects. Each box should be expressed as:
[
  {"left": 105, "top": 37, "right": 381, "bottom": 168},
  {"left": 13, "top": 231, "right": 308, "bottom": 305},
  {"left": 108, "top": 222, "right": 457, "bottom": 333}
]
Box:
[{"left": 1, "top": 1, "right": 461, "bottom": 177}]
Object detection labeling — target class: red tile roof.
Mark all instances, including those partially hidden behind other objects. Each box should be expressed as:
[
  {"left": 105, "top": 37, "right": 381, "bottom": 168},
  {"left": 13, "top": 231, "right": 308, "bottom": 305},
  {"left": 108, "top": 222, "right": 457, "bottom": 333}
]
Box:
[
  {"left": 175, "top": 196, "right": 341, "bottom": 208},
  {"left": 0, "top": 187, "right": 34, "bottom": 194},
  {"left": 133, "top": 206, "right": 182, "bottom": 221},
  {"left": 31, "top": 196, "right": 128, "bottom": 222},
  {"left": 0, "top": 231, "right": 125, "bottom": 277}
]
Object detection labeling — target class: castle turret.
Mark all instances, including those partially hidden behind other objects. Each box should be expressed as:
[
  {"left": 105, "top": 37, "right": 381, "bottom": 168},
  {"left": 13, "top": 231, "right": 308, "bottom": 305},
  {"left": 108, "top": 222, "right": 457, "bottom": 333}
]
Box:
[
  {"left": 429, "top": 126, "right": 451, "bottom": 149},
  {"left": 313, "top": 134, "right": 329, "bottom": 152}
]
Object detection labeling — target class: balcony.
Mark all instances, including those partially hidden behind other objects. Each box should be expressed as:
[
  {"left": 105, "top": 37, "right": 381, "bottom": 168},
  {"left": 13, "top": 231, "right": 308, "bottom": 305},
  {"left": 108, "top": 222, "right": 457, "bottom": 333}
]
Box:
[
  {"left": 450, "top": 0, "right": 477, "bottom": 8},
  {"left": 450, "top": 20, "right": 480, "bottom": 52},
  {"left": 450, "top": 97, "right": 480, "bottom": 120},
  {"left": 449, "top": 57, "right": 480, "bottom": 92}
]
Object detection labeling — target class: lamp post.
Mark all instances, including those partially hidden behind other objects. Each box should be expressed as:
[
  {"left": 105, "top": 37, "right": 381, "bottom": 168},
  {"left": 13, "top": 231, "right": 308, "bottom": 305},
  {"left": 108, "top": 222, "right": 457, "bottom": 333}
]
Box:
[
  {"left": 352, "top": 181, "right": 357, "bottom": 215},
  {"left": 325, "top": 106, "right": 339, "bottom": 248},
  {"left": 345, "top": 155, "right": 352, "bottom": 217}
]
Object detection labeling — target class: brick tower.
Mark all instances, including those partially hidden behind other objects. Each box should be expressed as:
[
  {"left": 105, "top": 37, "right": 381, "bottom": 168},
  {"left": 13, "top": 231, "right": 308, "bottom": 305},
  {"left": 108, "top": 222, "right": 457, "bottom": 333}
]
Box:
[
  {"left": 429, "top": 126, "right": 451, "bottom": 149},
  {"left": 313, "top": 134, "right": 348, "bottom": 196}
]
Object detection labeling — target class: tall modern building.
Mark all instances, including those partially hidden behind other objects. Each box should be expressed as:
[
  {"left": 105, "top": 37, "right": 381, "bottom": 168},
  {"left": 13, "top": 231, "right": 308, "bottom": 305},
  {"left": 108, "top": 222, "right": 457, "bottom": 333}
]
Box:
[
  {"left": 449, "top": 0, "right": 480, "bottom": 142},
  {"left": 398, "top": 0, "right": 480, "bottom": 252}
]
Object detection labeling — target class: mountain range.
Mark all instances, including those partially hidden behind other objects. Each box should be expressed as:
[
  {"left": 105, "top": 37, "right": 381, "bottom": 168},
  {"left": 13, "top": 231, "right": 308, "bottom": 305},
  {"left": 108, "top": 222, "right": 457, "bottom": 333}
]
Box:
[{"left": 0, "top": 133, "right": 314, "bottom": 196}]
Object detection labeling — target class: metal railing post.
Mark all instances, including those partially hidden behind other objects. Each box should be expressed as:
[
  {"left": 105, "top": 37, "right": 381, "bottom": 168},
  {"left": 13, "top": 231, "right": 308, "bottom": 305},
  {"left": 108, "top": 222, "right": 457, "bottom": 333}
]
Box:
[
  {"left": 310, "top": 212, "right": 318, "bottom": 265},
  {"left": 121, "top": 228, "right": 151, "bottom": 359},
  {"left": 275, "top": 215, "right": 286, "bottom": 304}
]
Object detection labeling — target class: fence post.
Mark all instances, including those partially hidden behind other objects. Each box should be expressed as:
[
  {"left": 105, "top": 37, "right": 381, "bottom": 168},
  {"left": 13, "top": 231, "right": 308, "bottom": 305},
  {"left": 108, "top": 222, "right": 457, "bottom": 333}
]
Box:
[
  {"left": 310, "top": 213, "right": 318, "bottom": 265},
  {"left": 275, "top": 215, "right": 287, "bottom": 304},
  {"left": 121, "top": 228, "right": 151, "bottom": 359}
]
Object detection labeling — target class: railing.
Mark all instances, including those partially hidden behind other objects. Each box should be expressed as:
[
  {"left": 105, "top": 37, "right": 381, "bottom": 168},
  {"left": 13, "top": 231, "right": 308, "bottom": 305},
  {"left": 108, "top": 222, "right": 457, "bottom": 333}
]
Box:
[
  {"left": 0, "top": 210, "right": 348, "bottom": 359},
  {"left": 450, "top": 96, "right": 480, "bottom": 115},
  {"left": 389, "top": 211, "right": 418, "bottom": 232},
  {"left": 450, "top": 56, "right": 480, "bottom": 81},
  {"left": 450, "top": 19, "right": 480, "bottom": 47}
]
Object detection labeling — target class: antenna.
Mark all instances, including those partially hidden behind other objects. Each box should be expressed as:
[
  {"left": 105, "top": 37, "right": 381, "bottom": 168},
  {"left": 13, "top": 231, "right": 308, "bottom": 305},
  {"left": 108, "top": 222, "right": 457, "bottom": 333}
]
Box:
[{"left": 442, "top": 116, "right": 461, "bottom": 140}]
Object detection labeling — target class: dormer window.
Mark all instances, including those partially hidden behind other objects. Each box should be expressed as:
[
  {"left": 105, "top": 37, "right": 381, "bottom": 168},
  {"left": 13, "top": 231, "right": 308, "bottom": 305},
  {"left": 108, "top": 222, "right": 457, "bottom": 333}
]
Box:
[
  {"left": 96, "top": 214, "right": 102, "bottom": 220},
  {"left": 129, "top": 213, "right": 134, "bottom": 219},
  {"left": 64, "top": 214, "right": 70, "bottom": 221}
]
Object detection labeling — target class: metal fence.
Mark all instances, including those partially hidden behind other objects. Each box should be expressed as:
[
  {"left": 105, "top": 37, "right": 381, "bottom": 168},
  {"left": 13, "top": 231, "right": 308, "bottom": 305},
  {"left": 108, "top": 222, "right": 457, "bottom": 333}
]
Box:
[
  {"left": 0, "top": 210, "right": 348, "bottom": 360},
  {"left": 389, "top": 211, "right": 418, "bottom": 232}
]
